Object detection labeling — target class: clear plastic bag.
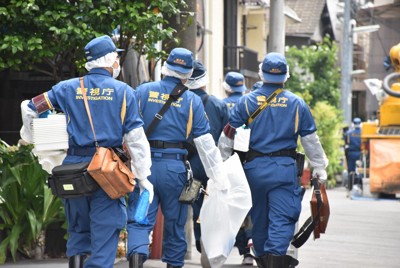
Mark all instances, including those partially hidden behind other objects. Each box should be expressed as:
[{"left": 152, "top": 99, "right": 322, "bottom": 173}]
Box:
[{"left": 200, "top": 153, "right": 252, "bottom": 268}]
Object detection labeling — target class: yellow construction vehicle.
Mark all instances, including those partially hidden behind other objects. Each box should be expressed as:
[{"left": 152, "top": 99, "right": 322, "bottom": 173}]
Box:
[{"left": 361, "top": 43, "right": 400, "bottom": 196}]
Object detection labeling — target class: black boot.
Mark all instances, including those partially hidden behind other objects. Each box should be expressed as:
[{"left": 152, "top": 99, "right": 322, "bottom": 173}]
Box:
[
  {"left": 195, "top": 239, "right": 202, "bottom": 253},
  {"left": 129, "top": 253, "right": 145, "bottom": 268},
  {"left": 254, "top": 255, "right": 267, "bottom": 268},
  {"left": 166, "top": 264, "right": 182, "bottom": 268},
  {"left": 68, "top": 255, "right": 86, "bottom": 268},
  {"left": 284, "top": 255, "right": 299, "bottom": 268},
  {"left": 266, "top": 254, "right": 299, "bottom": 268}
]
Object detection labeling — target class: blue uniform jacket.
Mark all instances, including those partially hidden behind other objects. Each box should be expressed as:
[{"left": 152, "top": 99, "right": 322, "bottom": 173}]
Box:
[
  {"left": 28, "top": 68, "right": 143, "bottom": 162},
  {"left": 224, "top": 92, "right": 243, "bottom": 109},
  {"left": 229, "top": 84, "right": 316, "bottom": 153},
  {"left": 134, "top": 76, "right": 210, "bottom": 150},
  {"left": 192, "top": 89, "right": 230, "bottom": 143},
  {"left": 346, "top": 127, "right": 361, "bottom": 152}
]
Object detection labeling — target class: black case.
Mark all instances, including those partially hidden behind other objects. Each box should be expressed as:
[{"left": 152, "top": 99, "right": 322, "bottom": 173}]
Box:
[
  {"left": 48, "top": 162, "right": 99, "bottom": 198},
  {"left": 178, "top": 178, "right": 203, "bottom": 204},
  {"left": 296, "top": 152, "right": 305, "bottom": 178}
]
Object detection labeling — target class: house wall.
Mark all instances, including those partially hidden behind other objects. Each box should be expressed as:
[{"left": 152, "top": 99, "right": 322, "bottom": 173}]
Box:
[
  {"left": 246, "top": 12, "right": 267, "bottom": 61},
  {"left": 203, "top": 0, "right": 225, "bottom": 98}
]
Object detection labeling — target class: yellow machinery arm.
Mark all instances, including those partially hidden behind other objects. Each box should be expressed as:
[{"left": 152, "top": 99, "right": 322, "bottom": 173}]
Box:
[{"left": 361, "top": 43, "right": 400, "bottom": 195}]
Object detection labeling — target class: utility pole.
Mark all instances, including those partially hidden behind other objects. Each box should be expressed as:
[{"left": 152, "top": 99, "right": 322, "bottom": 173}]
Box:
[
  {"left": 341, "top": 0, "right": 352, "bottom": 126},
  {"left": 268, "top": 0, "right": 285, "bottom": 53}
]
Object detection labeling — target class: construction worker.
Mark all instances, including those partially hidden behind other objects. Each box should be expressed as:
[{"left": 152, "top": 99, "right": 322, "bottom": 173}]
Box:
[
  {"left": 19, "top": 35, "right": 153, "bottom": 268},
  {"left": 127, "top": 48, "right": 229, "bottom": 268},
  {"left": 218, "top": 52, "right": 328, "bottom": 268}
]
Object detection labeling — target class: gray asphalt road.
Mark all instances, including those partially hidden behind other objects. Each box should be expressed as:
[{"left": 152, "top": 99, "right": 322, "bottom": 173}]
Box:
[{"left": 296, "top": 187, "right": 400, "bottom": 268}]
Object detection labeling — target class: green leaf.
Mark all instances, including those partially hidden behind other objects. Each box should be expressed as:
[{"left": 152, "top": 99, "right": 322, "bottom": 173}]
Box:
[
  {"left": 0, "top": 236, "right": 11, "bottom": 264},
  {"left": 0, "top": 43, "right": 9, "bottom": 50}
]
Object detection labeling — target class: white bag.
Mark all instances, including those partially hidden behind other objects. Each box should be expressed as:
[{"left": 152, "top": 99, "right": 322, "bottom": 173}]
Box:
[{"left": 200, "top": 153, "right": 252, "bottom": 268}]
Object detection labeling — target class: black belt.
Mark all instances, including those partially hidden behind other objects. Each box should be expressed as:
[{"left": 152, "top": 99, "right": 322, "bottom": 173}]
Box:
[
  {"left": 151, "top": 152, "right": 186, "bottom": 161},
  {"left": 246, "top": 148, "right": 297, "bottom": 162},
  {"left": 149, "top": 140, "right": 185, "bottom": 149},
  {"left": 67, "top": 146, "right": 123, "bottom": 157},
  {"left": 67, "top": 147, "right": 97, "bottom": 156}
]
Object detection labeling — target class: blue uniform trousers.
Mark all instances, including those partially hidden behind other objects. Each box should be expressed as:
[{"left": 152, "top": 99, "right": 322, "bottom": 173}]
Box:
[
  {"left": 127, "top": 156, "right": 188, "bottom": 267},
  {"left": 243, "top": 156, "right": 303, "bottom": 256},
  {"left": 63, "top": 156, "right": 127, "bottom": 268},
  {"left": 347, "top": 150, "right": 361, "bottom": 173}
]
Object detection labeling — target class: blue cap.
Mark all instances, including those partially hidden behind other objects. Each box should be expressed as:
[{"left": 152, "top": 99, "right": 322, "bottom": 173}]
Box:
[
  {"left": 353, "top": 117, "right": 361, "bottom": 125},
  {"left": 84, "top": 35, "right": 124, "bottom": 62},
  {"left": 251, "top": 81, "right": 263, "bottom": 91},
  {"left": 261, "top": 52, "right": 288, "bottom": 83},
  {"left": 191, "top": 60, "right": 207, "bottom": 79},
  {"left": 224, "top": 72, "right": 246, "bottom": 93},
  {"left": 166, "top": 48, "right": 194, "bottom": 74}
]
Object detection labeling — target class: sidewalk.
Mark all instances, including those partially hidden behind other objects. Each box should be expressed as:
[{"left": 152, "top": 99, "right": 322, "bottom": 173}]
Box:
[
  {"left": 1, "top": 242, "right": 247, "bottom": 268},
  {"left": 2, "top": 187, "right": 400, "bottom": 267}
]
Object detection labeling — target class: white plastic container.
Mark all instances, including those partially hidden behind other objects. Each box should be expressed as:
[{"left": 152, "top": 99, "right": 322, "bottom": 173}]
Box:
[{"left": 234, "top": 126, "right": 251, "bottom": 152}]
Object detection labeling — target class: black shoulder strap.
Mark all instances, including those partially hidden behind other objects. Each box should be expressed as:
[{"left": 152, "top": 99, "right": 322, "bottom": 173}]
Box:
[
  {"left": 145, "top": 83, "right": 188, "bottom": 137},
  {"left": 291, "top": 177, "right": 323, "bottom": 248},
  {"left": 202, "top": 94, "right": 210, "bottom": 107},
  {"left": 247, "top": 88, "right": 283, "bottom": 125}
]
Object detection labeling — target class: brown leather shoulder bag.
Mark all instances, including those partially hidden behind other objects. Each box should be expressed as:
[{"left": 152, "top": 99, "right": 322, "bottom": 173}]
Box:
[
  {"left": 291, "top": 176, "right": 330, "bottom": 248},
  {"left": 80, "top": 77, "right": 135, "bottom": 199}
]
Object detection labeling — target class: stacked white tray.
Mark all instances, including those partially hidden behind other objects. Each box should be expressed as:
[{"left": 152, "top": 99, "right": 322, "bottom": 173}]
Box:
[{"left": 32, "top": 114, "right": 68, "bottom": 151}]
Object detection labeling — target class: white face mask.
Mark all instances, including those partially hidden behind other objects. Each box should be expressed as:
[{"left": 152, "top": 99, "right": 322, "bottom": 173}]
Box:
[{"left": 112, "top": 64, "right": 121, "bottom": 79}]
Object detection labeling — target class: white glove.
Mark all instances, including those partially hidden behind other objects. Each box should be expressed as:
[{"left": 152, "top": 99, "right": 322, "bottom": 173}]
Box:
[
  {"left": 138, "top": 178, "right": 154, "bottom": 204},
  {"left": 218, "top": 132, "right": 234, "bottom": 161},
  {"left": 313, "top": 168, "right": 327, "bottom": 182},
  {"left": 20, "top": 100, "right": 38, "bottom": 143},
  {"left": 194, "top": 133, "right": 229, "bottom": 190},
  {"left": 123, "top": 127, "right": 151, "bottom": 181}
]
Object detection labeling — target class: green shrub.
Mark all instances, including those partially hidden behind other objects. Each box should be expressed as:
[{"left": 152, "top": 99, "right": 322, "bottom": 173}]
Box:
[
  {"left": 286, "top": 37, "right": 344, "bottom": 182},
  {"left": 0, "top": 141, "right": 65, "bottom": 263},
  {"left": 311, "top": 101, "right": 345, "bottom": 180}
]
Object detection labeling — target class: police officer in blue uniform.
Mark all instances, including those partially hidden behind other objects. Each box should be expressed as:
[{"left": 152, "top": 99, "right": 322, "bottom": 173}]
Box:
[
  {"left": 346, "top": 117, "right": 362, "bottom": 173},
  {"left": 251, "top": 81, "right": 263, "bottom": 92},
  {"left": 223, "top": 72, "right": 247, "bottom": 109},
  {"left": 19, "top": 35, "right": 154, "bottom": 268},
  {"left": 345, "top": 118, "right": 362, "bottom": 192},
  {"left": 184, "top": 60, "right": 230, "bottom": 254},
  {"left": 218, "top": 52, "right": 328, "bottom": 268},
  {"left": 127, "top": 48, "right": 229, "bottom": 268}
]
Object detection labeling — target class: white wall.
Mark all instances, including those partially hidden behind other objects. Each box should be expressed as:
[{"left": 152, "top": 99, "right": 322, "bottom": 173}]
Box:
[{"left": 204, "top": 0, "right": 224, "bottom": 98}]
